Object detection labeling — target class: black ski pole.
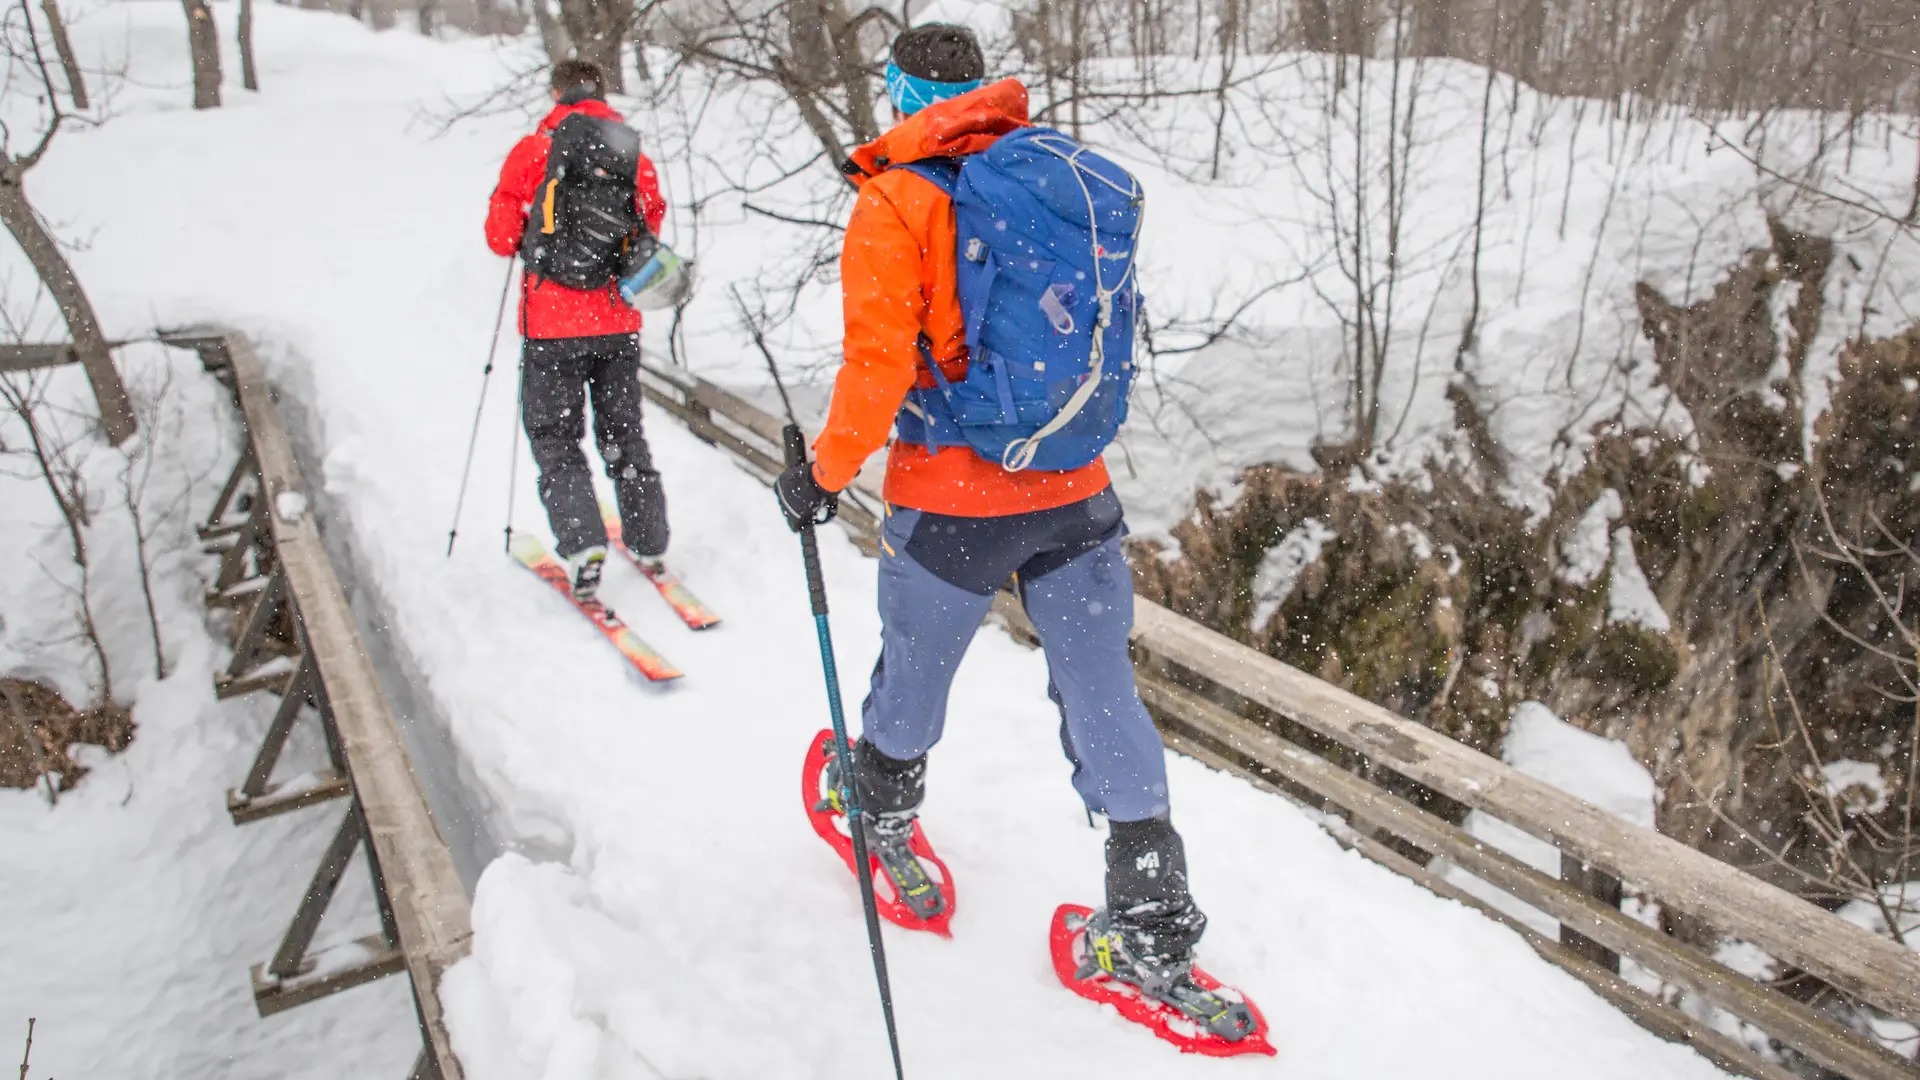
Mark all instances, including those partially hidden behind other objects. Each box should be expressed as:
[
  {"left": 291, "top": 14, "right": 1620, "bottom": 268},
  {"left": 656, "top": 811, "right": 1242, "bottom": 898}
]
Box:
[
  {"left": 505, "top": 361, "right": 523, "bottom": 555},
  {"left": 447, "top": 258, "right": 517, "bottom": 556},
  {"left": 742, "top": 300, "right": 905, "bottom": 1078},
  {"left": 783, "top": 422, "right": 907, "bottom": 1080}
]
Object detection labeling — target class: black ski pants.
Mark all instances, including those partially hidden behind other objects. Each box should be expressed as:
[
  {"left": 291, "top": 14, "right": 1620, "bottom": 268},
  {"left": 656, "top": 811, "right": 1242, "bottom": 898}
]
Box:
[{"left": 521, "top": 333, "right": 668, "bottom": 559}]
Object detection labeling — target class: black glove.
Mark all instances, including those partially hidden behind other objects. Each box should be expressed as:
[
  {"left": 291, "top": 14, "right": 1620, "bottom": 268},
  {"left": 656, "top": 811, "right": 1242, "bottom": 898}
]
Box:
[{"left": 776, "top": 461, "right": 838, "bottom": 532}]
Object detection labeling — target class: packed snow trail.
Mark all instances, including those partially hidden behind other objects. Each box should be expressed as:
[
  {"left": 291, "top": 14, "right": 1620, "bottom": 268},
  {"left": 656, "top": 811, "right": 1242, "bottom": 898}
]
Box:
[{"left": 27, "top": 6, "right": 1747, "bottom": 1077}]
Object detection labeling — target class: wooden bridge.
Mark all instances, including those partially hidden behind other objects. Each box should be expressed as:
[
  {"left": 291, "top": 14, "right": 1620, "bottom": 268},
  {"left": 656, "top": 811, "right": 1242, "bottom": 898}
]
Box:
[{"left": 87, "top": 331, "right": 1919, "bottom": 1079}]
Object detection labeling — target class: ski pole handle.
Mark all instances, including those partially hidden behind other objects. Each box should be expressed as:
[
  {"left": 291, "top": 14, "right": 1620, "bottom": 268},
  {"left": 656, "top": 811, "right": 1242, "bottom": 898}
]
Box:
[{"left": 783, "top": 423, "right": 831, "bottom": 618}]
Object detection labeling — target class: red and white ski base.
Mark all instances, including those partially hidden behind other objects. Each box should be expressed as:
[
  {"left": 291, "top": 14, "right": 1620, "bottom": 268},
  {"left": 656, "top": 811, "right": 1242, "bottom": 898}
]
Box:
[
  {"left": 600, "top": 503, "right": 721, "bottom": 631},
  {"left": 1050, "top": 904, "right": 1276, "bottom": 1058},
  {"left": 800, "top": 729, "right": 956, "bottom": 937},
  {"left": 510, "top": 532, "right": 683, "bottom": 683}
]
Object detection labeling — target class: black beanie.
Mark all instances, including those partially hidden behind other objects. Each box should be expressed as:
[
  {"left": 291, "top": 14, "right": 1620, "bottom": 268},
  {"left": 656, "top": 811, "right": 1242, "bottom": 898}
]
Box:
[{"left": 890, "top": 23, "right": 986, "bottom": 84}]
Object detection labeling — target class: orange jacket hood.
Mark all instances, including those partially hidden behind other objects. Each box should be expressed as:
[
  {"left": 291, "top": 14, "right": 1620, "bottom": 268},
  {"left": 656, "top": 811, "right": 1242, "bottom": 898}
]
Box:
[{"left": 846, "top": 79, "right": 1029, "bottom": 182}]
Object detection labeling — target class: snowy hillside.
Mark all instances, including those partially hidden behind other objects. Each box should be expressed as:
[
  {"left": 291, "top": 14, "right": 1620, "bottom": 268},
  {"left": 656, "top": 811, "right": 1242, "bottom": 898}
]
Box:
[
  {"left": 0, "top": 348, "right": 420, "bottom": 1078},
  {"left": 7, "top": 2, "right": 1905, "bottom": 1077}
]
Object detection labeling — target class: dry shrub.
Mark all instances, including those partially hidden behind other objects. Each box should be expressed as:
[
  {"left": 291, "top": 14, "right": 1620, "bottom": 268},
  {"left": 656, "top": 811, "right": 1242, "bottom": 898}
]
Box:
[
  {"left": 0, "top": 677, "right": 135, "bottom": 792},
  {"left": 1132, "top": 217, "right": 1920, "bottom": 921}
]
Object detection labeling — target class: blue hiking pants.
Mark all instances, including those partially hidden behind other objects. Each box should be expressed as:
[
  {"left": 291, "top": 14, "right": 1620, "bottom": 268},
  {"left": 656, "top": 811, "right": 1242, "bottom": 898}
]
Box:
[{"left": 861, "top": 488, "right": 1171, "bottom": 823}]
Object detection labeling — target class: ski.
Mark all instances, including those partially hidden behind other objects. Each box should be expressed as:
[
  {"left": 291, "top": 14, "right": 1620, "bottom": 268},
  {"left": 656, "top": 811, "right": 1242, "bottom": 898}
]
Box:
[
  {"left": 600, "top": 501, "right": 721, "bottom": 630},
  {"left": 801, "top": 729, "right": 957, "bottom": 937},
  {"left": 509, "top": 531, "right": 683, "bottom": 683},
  {"left": 1050, "top": 904, "right": 1276, "bottom": 1058}
]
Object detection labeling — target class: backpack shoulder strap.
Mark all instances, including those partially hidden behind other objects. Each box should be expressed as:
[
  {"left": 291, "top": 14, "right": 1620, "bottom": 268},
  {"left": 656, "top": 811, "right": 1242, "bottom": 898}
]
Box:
[{"left": 897, "top": 157, "right": 962, "bottom": 197}]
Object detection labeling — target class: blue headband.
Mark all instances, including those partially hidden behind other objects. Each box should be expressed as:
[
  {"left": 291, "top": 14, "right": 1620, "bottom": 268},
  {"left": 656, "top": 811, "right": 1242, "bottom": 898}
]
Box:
[{"left": 886, "top": 62, "right": 983, "bottom": 116}]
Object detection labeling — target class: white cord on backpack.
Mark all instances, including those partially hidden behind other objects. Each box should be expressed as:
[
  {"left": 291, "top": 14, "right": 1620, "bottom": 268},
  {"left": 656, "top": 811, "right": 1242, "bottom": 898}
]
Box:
[{"left": 1000, "top": 136, "right": 1143, "bottom": 473}]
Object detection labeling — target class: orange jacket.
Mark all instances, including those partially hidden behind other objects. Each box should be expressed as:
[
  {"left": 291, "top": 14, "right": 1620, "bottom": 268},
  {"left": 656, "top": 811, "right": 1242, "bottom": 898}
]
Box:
[{"left": 812, "top": 79, "right": 1111, "bottom": 517}]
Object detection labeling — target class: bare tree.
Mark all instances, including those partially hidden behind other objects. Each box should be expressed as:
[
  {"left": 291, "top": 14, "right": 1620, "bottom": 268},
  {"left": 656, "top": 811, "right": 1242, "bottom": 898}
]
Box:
[
  {"left": 119, "top": 365, "right": 193, "bottom": 680},
  {"left": 182, "top": 0, "right": 220, "bottom": 109},
  {"left": 0, "top": 371, "right": 116, "bottom": 705},
  {"left": 238, "top": 0, "right": 258, "bottom": 91},
  {"left": 0, "top": 0, "right": 134, "bottom": 444},
  {"left": 37, "top": 0, "right": 83, "bottom": 109},
  {"left": 666, "top": 0, "right": 895, "bottom": 169}
]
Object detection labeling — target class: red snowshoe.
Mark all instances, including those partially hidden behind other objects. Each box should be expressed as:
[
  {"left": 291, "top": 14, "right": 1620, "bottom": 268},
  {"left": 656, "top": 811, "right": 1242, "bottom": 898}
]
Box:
[
  {"left": 1051, "top": 904, "right": 1276, "bottom": 1058},
  {"left": 801, "top": 729, "right": 957, "bottom": 937}
]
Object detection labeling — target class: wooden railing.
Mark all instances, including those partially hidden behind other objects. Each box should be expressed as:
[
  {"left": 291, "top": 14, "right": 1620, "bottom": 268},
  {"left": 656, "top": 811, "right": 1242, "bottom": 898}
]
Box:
[
  {"left": 174, "top": 332, "right": 472, "bottom": 1080},
  {"left": 637, "top": 358, "right": 1920, "bottom": 1080}
]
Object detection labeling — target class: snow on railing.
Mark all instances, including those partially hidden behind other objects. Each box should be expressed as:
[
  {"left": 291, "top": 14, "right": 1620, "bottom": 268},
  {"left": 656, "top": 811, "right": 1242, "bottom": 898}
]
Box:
[
  {"left": 635, "top": 358, "right": 1920, "bottom": 1080},
  {"left": 174, "top": 331, "right": 472, "bottom": 1080}
]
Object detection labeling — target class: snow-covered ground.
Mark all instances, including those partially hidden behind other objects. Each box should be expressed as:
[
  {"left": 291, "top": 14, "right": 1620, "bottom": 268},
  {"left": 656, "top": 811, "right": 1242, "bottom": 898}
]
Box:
[
  {"left": 0, "top": 348, "right": 418, "bottom": 1078},
  {"left": 10, "top": 2, "right": 1898, "bottom": 1076}
]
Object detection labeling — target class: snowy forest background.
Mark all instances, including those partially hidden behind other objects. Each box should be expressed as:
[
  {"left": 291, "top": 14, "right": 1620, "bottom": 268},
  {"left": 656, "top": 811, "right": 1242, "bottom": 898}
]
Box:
[{"left": 2, "top": 0, "right": 1920, "bottom": 1074}]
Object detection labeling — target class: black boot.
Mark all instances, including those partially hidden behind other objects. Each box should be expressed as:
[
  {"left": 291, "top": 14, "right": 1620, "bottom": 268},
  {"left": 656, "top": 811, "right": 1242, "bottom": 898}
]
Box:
[
  {"left": 819, "top": 739, "right": 946, "bottom": 922},
  {"left": 1078, "top": 816, "right": 1255, "bottom": 1043}
]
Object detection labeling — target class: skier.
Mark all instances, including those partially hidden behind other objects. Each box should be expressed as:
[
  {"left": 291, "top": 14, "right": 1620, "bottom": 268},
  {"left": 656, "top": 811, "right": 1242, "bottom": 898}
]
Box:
[
  {"left": 776, "top": 23, "right": 1256, "bottom": 1045},
  {"left": 485, "top": 59, "right": 670, "bottom": 600}
]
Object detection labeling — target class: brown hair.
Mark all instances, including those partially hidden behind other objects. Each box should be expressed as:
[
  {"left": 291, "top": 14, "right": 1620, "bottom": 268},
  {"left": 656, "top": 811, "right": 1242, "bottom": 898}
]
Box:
[{"left": 550, "top": 58, "right": 607, "bottom": 97}]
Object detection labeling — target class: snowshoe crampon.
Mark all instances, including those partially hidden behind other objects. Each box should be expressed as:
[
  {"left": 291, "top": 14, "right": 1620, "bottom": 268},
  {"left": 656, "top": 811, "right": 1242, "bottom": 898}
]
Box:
[
  {"left": 801, "top": 730, "right": 956, "bottom": 937},
  {"left": 1050, "top": 904, "right": 1275, "bottom": 1058}
]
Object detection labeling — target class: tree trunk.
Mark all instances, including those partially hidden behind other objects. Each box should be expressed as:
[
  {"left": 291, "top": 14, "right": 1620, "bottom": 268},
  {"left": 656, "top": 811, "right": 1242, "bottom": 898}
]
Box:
[
  {"left": 1299, "top": 0, "right": 1334, "bottom": 52},
  {"left": 417, "top": 0, "right": 437, "bottom": 35},
  {"left": 238, "top": 0, "right": 259, "bottom": 91},
  {"left": 825, "top": 0, "right": 879, "bottom": 144},
  {"left": 182, "top": 0, "right": 222, "bottom": 109},
  {"left": 558, "top": 0, "right": 626, "bottom": 93},
  {"left": 531, "top": 0, "right": 569, "bottom": 64},
  {"left": 0, "top": 178, "right": 134, "bottom": 445},
  {"left": 40, "top": 0, "right": 89, "bottom": 111}
]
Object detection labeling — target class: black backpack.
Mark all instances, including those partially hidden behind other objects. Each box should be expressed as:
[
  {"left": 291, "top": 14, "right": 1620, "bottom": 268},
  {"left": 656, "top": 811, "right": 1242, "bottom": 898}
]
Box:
[{"left": 520, "top": 112, "right": 643, "bottom": 290}]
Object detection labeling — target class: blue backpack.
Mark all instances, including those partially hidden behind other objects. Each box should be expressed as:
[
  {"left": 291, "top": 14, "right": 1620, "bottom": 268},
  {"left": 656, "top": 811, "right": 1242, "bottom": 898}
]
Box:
[{"left": 897, "top": 127, "right": 1144, "bottom": 473}]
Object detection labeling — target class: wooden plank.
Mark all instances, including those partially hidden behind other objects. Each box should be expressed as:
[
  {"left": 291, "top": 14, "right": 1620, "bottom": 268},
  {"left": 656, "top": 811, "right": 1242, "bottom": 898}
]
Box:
[
  {"left": 215, "top": 663, "right": 299, "bottom": 701},
  {"left": 638, "top": 367, "right": 886, "bottom": 553},
  {"left": 641, "top": 361, "right": 787, "bottom": 448},
  {"left": 207, "top": 574, "right": 271, "bottom": 609},
  {"left": 228, "top": 771, "right": 352, "bottom": 825},
  {"left": 1127, "top": 598, "right": 1920, "bottom": 1026},
  {"left": 1140, "top": 672, "right": 1920, "bottom": 1080},
  {"left": 223, "top": 334, "right": 472, "bottom": 1078},
  {"left": 250, "top": 933, "right": 406, "bottom": 1017},
  {"left": 1157, "top": 724, "right": 1799, "bottom": 1080}
]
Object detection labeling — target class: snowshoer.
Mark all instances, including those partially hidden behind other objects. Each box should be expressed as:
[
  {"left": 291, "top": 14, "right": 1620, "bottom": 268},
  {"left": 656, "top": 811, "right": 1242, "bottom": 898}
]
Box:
[
  {"left": 485, "top": 59, "right": 670, "bottom": 600},
  {"left": 777, "top": 23, "right": 1260, "bottom": 1050}
]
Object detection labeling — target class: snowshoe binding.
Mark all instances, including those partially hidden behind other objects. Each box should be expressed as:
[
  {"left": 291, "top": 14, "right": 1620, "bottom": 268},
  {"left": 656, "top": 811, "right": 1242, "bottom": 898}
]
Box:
[
  {"left": 1051, "top": 904, "right": 1274, "bottom": 1057},
  {"left": 801, "top": 730, "right": 956, "bottom": 936}
]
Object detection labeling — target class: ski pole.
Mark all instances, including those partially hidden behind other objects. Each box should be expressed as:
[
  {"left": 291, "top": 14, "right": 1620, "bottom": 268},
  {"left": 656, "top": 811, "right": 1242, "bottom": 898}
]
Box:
[
  {"left": 505, "top": 362, "right": 523, "bottom": 555},
  {"left": 742, "top": 296, "right": 904, "bottom": 1074},
  {"left": 783, "top": 421, "right": 907, "bottom": 1080},
  {"left": 446, "top": 258, "right": 518, "bottom": 556}
]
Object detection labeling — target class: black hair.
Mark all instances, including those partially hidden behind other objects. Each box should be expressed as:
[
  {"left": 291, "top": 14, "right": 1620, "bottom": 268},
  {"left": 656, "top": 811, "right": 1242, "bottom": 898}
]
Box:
[{"left": 890, "top": 23, "right": 986, "bottom": 83}]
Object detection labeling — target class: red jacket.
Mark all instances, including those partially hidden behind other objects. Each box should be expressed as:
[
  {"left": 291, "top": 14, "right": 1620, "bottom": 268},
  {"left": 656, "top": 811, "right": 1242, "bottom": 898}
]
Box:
[{"left": 486, "top": 99, "right": 668, "bottom": 340}]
